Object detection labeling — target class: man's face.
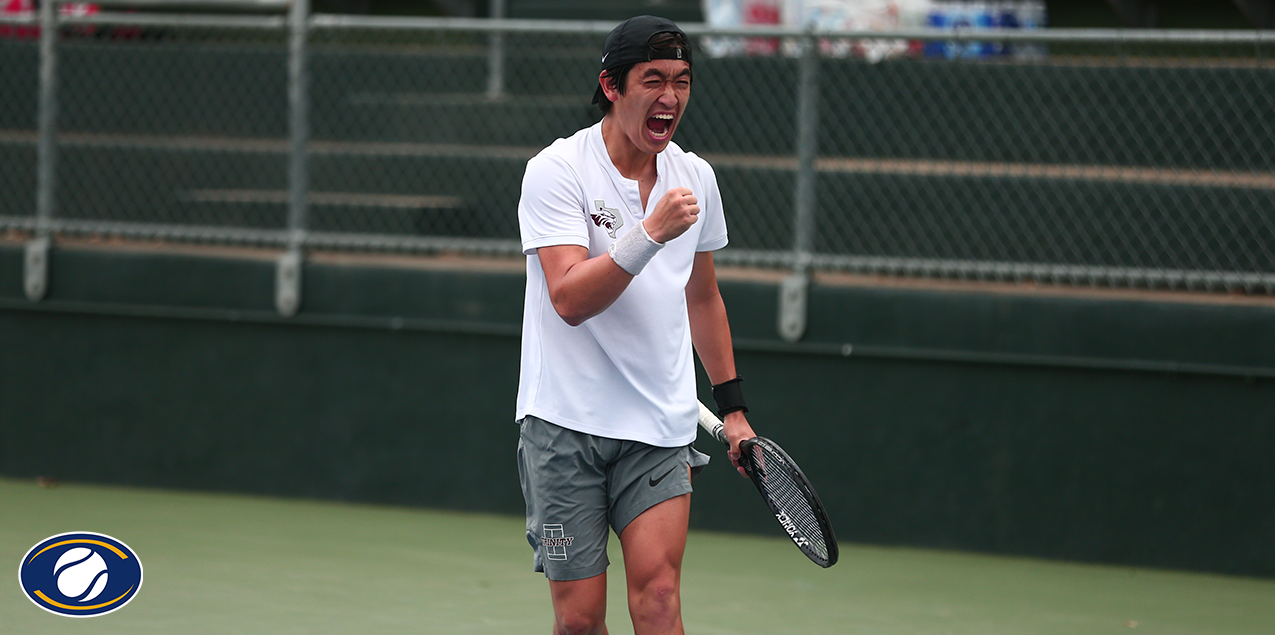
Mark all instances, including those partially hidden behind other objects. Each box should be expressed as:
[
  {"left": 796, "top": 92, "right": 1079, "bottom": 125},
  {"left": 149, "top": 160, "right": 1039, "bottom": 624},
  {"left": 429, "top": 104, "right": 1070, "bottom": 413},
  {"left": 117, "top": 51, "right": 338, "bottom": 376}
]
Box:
[{"left": 605, "top": 59, "right": 692, "bottom": 155}]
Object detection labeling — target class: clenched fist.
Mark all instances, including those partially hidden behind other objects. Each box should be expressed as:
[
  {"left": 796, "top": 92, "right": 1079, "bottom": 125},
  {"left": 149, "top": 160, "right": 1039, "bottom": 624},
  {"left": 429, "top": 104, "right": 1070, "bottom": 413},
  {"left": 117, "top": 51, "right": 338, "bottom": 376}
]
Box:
[{"left": 642, "top": 187, "right": 699, "bottom": 244}]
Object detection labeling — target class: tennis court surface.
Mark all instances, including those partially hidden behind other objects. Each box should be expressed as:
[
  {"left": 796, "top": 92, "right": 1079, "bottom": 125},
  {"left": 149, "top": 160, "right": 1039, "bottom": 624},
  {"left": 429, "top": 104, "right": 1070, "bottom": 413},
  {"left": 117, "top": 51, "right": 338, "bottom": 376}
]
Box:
[{"left": 3, "top": 477, "right": 1271, "bottom": 634}]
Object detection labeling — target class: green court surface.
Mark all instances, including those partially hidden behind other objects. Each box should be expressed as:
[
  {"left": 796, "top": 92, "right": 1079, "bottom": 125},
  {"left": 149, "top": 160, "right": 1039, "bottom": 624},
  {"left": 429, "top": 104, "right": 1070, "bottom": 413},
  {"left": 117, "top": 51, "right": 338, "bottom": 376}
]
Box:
[{"left": 2, "top": 477, "right": 1271, "bottom": 634}]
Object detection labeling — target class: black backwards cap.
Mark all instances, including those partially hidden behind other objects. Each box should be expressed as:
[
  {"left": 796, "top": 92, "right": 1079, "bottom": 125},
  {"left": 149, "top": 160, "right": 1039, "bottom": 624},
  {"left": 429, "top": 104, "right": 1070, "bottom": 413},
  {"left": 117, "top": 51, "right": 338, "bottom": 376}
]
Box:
[{"left": 591, "top": 15, "right": 692, "bottom": 105}]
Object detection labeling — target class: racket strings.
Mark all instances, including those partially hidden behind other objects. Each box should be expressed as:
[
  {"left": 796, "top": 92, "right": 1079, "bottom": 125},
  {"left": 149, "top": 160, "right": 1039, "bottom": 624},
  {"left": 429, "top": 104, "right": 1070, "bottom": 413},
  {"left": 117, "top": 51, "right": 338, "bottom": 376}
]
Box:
[{"left": 747, "top": 444, "right": 831, "bottom": 560}]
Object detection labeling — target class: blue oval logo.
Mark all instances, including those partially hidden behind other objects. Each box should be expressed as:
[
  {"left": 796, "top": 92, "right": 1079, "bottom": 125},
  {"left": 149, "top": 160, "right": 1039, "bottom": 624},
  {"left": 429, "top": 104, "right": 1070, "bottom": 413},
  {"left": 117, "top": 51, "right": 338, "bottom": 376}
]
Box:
[{"left": 18, "top": 532, "right": 143, "bottom": 617}]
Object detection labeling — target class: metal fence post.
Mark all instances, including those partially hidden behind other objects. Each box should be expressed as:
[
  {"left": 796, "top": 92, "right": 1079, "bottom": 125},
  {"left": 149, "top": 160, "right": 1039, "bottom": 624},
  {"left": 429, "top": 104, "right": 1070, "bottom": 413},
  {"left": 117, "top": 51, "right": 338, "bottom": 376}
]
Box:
[
  {"left": 486, "top": 0, "right": 506, "bottom": 100},
  {"left": 26, "top": 0, "right": 59, "bottom": 301},
  {"left": 278, "top": 0, "right": 310, "bottom": 316},
  {"left": 778, "top": 27, "right": 819, "bottom": 343}
]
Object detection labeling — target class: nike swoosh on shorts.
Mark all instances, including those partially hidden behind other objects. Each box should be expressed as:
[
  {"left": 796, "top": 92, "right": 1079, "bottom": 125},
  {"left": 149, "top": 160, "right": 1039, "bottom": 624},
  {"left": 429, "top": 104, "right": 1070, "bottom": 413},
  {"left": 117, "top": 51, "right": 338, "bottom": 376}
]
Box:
[{"left": 649, "top": 466, "right": 677, "bottom": 487}]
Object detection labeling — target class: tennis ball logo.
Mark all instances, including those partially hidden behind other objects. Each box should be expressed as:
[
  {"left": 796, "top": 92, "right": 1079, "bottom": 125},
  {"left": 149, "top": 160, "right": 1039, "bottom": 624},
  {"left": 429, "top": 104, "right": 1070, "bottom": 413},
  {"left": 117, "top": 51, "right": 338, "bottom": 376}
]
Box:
[
  {"left": 54, "top": 547, "right": 109, "bottom": 603},
  {"left": 18, "top": 532, "right": 143, "bottom": 617}
]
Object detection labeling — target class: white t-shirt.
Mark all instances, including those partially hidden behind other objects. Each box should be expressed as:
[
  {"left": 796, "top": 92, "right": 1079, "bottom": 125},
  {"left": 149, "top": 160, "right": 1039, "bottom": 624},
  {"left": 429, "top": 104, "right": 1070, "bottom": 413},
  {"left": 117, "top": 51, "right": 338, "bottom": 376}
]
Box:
[{"left": 516, "top": 121, "right": 729, "bottom": 447}]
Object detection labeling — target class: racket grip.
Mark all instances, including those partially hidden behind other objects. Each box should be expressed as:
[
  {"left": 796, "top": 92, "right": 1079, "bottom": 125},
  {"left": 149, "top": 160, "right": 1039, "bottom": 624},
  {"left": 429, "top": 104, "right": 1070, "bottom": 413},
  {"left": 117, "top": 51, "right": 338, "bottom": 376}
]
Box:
[{"left": 697, "top": 400, "right": 729, "bottom": 446}]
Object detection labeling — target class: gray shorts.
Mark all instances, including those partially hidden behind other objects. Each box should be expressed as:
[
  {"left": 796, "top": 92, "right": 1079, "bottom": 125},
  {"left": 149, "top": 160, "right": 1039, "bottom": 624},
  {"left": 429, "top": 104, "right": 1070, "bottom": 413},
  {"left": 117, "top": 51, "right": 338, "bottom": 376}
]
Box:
[{"left": 517, "top": 416, "right": 711, "bottom": 581}]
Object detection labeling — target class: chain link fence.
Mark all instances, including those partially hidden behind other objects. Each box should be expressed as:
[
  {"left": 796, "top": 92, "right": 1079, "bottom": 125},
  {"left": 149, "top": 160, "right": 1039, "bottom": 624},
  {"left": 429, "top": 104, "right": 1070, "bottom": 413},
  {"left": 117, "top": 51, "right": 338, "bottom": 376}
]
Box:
[{"left": 2, "top": 8, "right": 1273, "bottom": 292}]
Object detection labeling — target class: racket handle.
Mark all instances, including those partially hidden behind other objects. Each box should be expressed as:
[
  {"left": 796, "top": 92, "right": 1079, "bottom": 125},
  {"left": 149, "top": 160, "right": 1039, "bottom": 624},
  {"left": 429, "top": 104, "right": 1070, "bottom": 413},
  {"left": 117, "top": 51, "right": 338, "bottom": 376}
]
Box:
[{"left": 697, "top": 400, "right": 728, "bottom": 446}]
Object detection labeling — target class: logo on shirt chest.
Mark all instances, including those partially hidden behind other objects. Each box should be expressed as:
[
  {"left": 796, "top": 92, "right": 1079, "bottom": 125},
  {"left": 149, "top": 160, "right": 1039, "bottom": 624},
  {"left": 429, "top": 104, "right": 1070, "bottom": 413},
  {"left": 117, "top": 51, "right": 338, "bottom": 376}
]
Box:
[{"left": 591, "top": 200, "right": 624, "bottom": 239}]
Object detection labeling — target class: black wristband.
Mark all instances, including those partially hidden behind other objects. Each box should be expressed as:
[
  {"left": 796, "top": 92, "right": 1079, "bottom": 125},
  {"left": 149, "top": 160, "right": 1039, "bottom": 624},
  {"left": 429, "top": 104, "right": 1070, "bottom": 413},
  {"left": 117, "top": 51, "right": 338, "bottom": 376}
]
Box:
[{"left": 711, "top": 376, "right": 748, "bottom": 418}]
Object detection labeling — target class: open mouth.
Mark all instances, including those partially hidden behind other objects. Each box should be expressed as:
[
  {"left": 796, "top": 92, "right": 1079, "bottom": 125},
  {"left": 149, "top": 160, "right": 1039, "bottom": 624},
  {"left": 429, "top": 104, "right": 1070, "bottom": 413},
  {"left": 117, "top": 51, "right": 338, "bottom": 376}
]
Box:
[{"left": 647, "top": 114, "right": 674, "bottom": 140}]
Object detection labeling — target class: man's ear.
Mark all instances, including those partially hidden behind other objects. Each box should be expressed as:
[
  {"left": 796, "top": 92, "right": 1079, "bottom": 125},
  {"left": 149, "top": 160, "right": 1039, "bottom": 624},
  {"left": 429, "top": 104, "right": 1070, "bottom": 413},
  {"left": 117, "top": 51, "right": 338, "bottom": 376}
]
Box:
[{"left": 599, "top": 71, "right": 619, "bottom": 103}]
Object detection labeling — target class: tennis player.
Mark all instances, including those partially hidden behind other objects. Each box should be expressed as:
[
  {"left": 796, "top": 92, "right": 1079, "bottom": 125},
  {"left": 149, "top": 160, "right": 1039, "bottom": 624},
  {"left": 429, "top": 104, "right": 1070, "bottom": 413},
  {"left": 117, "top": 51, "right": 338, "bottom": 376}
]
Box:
[{"left": 515, "top": 15, "right": 756, "bottom": 635}]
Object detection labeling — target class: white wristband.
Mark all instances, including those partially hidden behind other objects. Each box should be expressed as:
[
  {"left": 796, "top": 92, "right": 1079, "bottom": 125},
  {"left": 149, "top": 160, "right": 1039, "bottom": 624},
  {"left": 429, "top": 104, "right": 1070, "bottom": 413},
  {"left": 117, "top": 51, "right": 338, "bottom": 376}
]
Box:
[{"left": 608, "top": 221, "right": 665, "bottom": 275}]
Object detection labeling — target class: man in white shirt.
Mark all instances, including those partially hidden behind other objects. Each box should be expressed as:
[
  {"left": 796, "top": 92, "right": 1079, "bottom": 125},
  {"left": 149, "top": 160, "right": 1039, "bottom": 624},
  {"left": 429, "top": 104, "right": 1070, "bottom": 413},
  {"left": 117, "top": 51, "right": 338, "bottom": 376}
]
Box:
[{"left": 516, "top": 15, "right": 756, "bottom": 635}]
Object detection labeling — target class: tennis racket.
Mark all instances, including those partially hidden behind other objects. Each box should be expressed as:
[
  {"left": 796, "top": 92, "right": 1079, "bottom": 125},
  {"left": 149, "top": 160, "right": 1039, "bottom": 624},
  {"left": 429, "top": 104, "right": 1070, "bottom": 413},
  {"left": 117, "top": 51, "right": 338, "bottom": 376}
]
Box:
[{"left": 697, "top": 401, "right": 839, "bottom": 568}]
